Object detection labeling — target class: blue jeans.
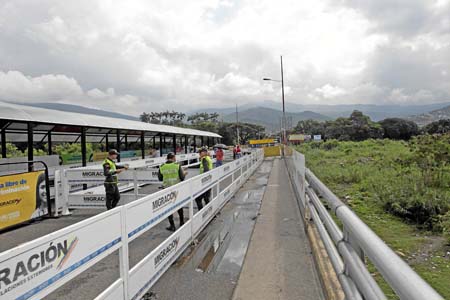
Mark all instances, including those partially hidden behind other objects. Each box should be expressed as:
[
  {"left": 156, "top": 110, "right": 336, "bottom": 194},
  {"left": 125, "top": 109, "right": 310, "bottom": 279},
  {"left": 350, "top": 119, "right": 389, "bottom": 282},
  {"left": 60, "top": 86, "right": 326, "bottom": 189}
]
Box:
[{"left": 215, "top": 160, "right": 223, "bottom": 167}]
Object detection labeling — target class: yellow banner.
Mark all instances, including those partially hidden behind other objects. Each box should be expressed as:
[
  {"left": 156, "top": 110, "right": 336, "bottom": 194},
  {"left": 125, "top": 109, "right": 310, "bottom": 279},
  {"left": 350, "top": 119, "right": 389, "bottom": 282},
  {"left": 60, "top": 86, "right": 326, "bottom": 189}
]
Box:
[
  {"left": 250, "top": 139, "right": 275, "bottom": 145},
  {"left": 93, "top": 152, "right": 108, "bottom": 161},
  {"left": 264, "top": 146, "right": 281, "bottom": 157},
  {"left": 0, "top": 171, "right": 44, "bottom": 230},
  {"left": 289, "top": 134, "right": 305, "bottom": 141}
]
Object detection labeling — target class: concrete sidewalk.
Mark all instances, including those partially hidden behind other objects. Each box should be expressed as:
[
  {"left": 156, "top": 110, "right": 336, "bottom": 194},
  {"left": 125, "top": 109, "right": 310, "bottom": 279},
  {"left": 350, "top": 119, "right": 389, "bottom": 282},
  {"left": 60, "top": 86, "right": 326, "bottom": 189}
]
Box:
[{"left": 232, "top": 158, "right": 324, "bottom": 300}]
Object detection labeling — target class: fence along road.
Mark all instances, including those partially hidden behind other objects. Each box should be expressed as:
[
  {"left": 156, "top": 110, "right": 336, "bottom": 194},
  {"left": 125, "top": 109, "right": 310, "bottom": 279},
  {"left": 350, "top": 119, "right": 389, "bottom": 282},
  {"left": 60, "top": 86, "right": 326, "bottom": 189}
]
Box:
[
  {"left": 0, "top": 150, "right": 263, "bottom": 300},
  {"left": 284, "top": 147, "right": 443, "bottom": 300}
]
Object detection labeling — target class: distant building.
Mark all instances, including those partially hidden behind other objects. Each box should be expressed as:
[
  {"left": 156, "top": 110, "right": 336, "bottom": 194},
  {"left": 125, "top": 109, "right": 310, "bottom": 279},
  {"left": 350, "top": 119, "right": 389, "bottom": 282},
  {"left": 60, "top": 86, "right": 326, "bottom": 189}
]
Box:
[{"left": 288, "top": 134, "right": 311, "bottom": 145}]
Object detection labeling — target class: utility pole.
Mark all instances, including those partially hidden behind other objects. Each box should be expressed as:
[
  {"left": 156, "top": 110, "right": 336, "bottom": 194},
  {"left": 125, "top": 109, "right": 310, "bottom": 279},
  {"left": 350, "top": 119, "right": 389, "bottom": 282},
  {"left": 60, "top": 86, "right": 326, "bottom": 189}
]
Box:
[
  {"left": 236, "top": 104, "right": 240, "bottom": 145},
  {"left": 280, "top": 55, "right": 286, "bottom": 145}
]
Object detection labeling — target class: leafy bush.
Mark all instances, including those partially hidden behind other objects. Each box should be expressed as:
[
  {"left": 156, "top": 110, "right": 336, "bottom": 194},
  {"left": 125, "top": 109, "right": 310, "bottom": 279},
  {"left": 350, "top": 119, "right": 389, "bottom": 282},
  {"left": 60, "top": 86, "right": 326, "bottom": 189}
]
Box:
[
  {"left": 379, "top": 118, "right": 419, "bottom": 140},
  {"left": 298, "top": 136, "right": 450, "bottom": 235},
  {"left": 423, "top": 119, "right": 450, "bottom": 134},
  {"left": 294, "top": 110, "right": 384, "bottom": 141}
]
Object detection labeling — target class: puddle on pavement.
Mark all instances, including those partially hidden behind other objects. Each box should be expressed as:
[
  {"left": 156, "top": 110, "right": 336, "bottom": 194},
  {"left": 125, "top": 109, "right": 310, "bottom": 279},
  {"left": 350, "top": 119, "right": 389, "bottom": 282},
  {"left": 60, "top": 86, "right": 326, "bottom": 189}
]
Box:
[
  {"left": 195, "top": 211, "right": 237, "bottom": 273},
  {"left": 190, "top": 162, "right": 271, "bottom": 278}
]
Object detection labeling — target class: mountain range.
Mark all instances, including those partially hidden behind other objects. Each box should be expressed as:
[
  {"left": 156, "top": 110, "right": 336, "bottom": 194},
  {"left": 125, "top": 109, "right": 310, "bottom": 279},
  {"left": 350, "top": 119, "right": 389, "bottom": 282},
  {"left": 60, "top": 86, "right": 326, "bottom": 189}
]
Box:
[
  {"left": 407, "top": 105, "right": 450, "bottom": 126},
  {"left": 195, "top": 100, "right": 450, "bottom": 121},
  {"left": 221, "top": 107, "right": 330, "bottom": 131}
]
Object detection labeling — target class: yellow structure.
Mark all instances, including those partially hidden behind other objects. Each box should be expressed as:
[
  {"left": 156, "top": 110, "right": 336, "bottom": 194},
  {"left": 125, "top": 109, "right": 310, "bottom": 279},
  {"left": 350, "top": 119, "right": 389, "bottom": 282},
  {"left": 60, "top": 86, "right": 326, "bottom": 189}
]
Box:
[
  {"left": 263, "top": 146, "right": 281, "bottom": 157},
  {"left": 249, "top": 139, "right": 276, "bottom": 145}
]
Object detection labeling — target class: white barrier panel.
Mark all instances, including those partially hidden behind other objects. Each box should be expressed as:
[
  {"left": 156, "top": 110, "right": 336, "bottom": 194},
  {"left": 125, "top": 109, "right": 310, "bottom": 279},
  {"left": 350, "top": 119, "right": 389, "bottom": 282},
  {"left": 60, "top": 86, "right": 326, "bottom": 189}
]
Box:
[
  {"left": 0, "top": 209, "right": 122, "bottom": 300},
  {"left": 128, "top": 223, "right": 192, "bottom": 300},
  {"left": 60, "top": 153, "right": 208, "bottom": 211},
  {"left": 192, "top": 193, "right": 218, "bottom": 235},
  {"left": 126, "top": 181, "right": 192, "bottom": 242},
  {"left": 0, "top": 150, "right": 264, "bottom": 300},
  {"left": 191, "top": 168, "right": 221, "bottom": 201}
]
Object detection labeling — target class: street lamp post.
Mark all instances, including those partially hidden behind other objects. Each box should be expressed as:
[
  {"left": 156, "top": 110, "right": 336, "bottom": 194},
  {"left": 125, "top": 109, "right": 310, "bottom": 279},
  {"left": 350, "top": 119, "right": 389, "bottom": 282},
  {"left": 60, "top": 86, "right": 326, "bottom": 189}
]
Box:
[{"left": 263, "top": 55, "right": 287, "bottom": 146}]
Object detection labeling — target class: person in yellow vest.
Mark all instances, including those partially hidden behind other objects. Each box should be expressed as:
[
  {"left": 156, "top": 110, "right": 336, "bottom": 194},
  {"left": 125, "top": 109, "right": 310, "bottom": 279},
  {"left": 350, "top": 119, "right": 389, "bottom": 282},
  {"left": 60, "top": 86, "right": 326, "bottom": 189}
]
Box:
[
  {"left": 158, "top": 152, "right": 186, "bottom": 232},
  {"left": 195, "top": 147, "right": 214, "bottom": 210},
  {"left": 103, "top": 149, "right": 128, "bottom": 210}
]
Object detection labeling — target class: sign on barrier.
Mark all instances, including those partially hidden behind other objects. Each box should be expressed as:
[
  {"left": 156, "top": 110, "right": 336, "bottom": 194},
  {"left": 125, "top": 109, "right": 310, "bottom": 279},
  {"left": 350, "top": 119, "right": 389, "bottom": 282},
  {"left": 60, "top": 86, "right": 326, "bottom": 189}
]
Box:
[
  {"left": 68, "top": 193, "right": 140, "bottom": 208},
  {"left": 0, "top": 171, "right": 47, "bottom": 230},
  {"left": 65, "top": 169, "right": 160, "bottom": 184},
  {"left": 0, "top": 209, "right": 122, "bottom": 300}
]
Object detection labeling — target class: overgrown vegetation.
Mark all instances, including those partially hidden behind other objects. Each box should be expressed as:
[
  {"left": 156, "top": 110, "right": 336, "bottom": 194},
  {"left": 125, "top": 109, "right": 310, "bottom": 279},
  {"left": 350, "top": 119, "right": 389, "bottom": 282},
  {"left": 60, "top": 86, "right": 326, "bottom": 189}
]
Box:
[
  {"left": 294, "top": 110, "right": 450, "bottom": 141},
  {"left": 3, "top": 143, "right": 47, "bottom": 158},
  {"left": 297, "top": 137, "right": 450, "bottom": 298}
]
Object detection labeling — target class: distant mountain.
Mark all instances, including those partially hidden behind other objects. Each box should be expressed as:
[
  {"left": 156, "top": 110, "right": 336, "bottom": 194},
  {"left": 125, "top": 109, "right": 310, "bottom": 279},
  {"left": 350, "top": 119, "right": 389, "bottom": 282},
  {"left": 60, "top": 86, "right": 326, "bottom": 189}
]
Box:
[
  {"left": 195, "top": 100, "right": 450, "bottom": 121},
  {"left": 408, "top": 105, "right": 450, "bottom": 126},
  {"left": 16, "top": 102, "right": 139, "bottom": 121},
  {"left": 222, "top": 106, "right": 330, "bottom": 132}
]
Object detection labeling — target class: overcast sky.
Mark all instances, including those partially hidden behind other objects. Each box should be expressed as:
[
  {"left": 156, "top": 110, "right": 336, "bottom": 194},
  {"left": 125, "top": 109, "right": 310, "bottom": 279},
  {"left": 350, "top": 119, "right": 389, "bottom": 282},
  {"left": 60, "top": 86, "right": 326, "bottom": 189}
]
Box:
[{"left": 0, "top": 0, "right": 449, "bottom": 115}]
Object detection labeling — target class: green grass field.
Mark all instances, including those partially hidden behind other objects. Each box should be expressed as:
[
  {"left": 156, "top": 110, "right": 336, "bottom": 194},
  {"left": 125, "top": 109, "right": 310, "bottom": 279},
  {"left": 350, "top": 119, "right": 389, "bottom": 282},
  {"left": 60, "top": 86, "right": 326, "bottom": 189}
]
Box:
[{"left": 296, "top": 139, "right": 450, "bottom": 299}]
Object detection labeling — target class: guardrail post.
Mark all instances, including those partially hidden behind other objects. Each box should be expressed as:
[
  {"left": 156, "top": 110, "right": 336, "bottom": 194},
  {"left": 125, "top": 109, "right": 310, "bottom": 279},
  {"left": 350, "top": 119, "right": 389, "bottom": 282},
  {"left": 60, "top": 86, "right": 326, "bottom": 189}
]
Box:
[
  {"left": 61, "top": 169, "right": 71, "bottom": 215},
  {"left": 189, "top": 180, "right": 195, "bottom": 244},
  {"left": 344, "top": 226, "right": 365, "bottom": 263},
  {"left": 119, "top": 206, "right": 131, "bottom": 300},
  {"left": 133, "top": 169, "right": 138, "bottom": 201},
  {"left": 53, "top": 170, "right": 61, "bottom": 217}
]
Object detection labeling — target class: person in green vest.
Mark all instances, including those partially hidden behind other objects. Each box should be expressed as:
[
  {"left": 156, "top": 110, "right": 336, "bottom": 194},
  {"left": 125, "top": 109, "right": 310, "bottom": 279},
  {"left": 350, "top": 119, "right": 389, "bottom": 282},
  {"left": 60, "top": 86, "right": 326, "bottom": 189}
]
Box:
[
  {"left": 103, "top": 149, "right": 128, "bottom": 210},
  {"left": 195, "top": 147, "right": 214, "bottom": 211},
  {"left": 158, "top": 152, "right": 186, "bottom": 232}
]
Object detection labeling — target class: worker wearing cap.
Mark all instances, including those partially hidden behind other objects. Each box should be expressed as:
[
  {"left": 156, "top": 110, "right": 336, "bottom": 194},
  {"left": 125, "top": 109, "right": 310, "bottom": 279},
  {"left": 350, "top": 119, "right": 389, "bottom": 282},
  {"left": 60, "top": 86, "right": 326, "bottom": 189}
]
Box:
[
  {"left": 195, "top": 147, "right": 214, "bottom": 210},
  {"left": 158, "top": 152, "right": 186, "bottom": 231},
  {"left": 103, "top": 149, "right": 128, "bottom": 210}
]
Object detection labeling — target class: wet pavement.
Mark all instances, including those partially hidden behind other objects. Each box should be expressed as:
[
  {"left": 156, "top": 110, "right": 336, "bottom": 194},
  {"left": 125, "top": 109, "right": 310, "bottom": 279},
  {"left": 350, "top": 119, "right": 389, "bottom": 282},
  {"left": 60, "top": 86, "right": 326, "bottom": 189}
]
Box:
[
  {"left": 232, "top": 158, "right": 324, "bottom": 300},
  {"left": 146, "top": 159, "right": 273, "bottom": 300}
]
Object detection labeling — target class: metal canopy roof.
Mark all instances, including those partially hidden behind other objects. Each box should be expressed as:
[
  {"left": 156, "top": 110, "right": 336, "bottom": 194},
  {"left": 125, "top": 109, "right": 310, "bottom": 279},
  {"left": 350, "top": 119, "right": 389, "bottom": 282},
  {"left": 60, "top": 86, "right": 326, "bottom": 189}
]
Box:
[{"left": 0, "top": 101, "right": 221, "bottom": 138}]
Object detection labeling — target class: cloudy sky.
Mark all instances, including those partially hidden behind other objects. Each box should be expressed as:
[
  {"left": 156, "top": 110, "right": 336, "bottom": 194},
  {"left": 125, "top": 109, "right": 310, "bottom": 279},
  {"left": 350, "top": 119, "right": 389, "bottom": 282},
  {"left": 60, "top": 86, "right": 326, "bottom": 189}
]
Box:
[{"left": 0, "top": 0, "right": 449, "bottom": 115}]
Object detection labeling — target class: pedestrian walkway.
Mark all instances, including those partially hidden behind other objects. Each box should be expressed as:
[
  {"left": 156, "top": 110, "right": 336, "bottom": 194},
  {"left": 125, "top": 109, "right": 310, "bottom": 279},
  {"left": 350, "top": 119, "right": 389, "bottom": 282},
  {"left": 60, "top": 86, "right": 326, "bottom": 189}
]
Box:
[{"left": 232, "top": 158, "right": 324, "bottom": 300}]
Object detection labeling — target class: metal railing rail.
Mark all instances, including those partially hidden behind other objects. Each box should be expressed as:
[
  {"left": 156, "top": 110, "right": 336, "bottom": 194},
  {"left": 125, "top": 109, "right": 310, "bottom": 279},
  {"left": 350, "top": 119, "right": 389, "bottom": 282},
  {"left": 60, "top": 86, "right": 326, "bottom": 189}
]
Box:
[{"left": 285, "top": 147, "right": 443, "bottom": 300}]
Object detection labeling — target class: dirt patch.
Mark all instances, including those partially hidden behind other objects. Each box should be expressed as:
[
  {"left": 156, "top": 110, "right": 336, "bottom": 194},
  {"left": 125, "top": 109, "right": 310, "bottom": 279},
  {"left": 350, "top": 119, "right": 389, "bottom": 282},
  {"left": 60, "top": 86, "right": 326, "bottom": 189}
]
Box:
[{"left": 406, "top": 235, "right": 449, "bottom": 265}]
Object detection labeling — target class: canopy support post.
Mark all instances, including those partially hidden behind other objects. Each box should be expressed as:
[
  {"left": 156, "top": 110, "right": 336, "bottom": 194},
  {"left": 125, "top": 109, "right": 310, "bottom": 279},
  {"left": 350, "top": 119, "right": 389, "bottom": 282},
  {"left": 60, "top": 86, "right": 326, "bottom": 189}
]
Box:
[
  {"left": 141, "top": 131, "right": 145, "bottom": 159},
  {"left": 116, "top": 130, "right": 121, "bottom": 162},
  {"left": 1, "top": 128, "right": 6, "bottom": 158},
  {"left": 27, "top": 122, "right": 33, "bottom": 171}
]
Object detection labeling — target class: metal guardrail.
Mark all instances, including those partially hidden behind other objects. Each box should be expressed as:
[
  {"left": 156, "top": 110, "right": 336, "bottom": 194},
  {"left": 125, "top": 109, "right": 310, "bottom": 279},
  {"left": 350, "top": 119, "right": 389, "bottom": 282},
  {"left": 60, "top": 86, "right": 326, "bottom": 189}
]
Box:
[{"left": 285, "top": 147, "right": 443, "bottom": 300}]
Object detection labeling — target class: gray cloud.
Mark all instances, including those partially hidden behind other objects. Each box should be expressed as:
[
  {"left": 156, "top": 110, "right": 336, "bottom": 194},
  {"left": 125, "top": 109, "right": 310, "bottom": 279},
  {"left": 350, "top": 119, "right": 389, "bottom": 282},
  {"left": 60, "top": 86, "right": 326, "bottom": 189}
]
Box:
[{"left": 0, "top": 0, "right": 449, "bottom": 115}]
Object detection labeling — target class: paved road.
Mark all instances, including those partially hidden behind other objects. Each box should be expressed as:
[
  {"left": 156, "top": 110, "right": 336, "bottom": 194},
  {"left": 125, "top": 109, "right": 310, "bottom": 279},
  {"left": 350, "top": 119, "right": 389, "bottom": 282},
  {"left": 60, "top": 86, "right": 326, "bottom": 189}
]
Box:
[
  {"left": 147, "top": 159, "right": 273, "bottom": 300},
  {"left": 232, "top": 158, "right": 324, "bottom": 300}
]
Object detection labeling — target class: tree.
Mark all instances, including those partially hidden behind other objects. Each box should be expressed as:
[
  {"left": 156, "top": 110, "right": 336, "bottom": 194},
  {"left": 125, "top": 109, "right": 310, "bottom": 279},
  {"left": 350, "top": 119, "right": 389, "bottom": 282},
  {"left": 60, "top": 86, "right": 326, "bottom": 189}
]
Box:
[
  {"left": 140, "top": 111, "right": 186, "bottom": 125},
  {"left": 187, "top": 112, "right": 220, "bottom": 124},
  {"left": 322, "top": 111, "right": 383, "bottom": 141},
  {"left": 379, "top": 118, "right": 419, "bottom": 140},
  {"left": 295, "top": 119, "right": 325, "bottom": 136},
  {"left": 423, "top": 119, "right": 450, "bottom": 134}
]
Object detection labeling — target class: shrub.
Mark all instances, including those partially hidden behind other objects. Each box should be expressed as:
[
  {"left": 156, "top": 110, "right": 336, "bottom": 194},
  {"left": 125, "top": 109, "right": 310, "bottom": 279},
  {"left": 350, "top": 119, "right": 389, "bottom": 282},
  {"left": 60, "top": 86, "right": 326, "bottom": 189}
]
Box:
[{"left": 379, "top": 118, "right": 419, "bottom": 140}]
